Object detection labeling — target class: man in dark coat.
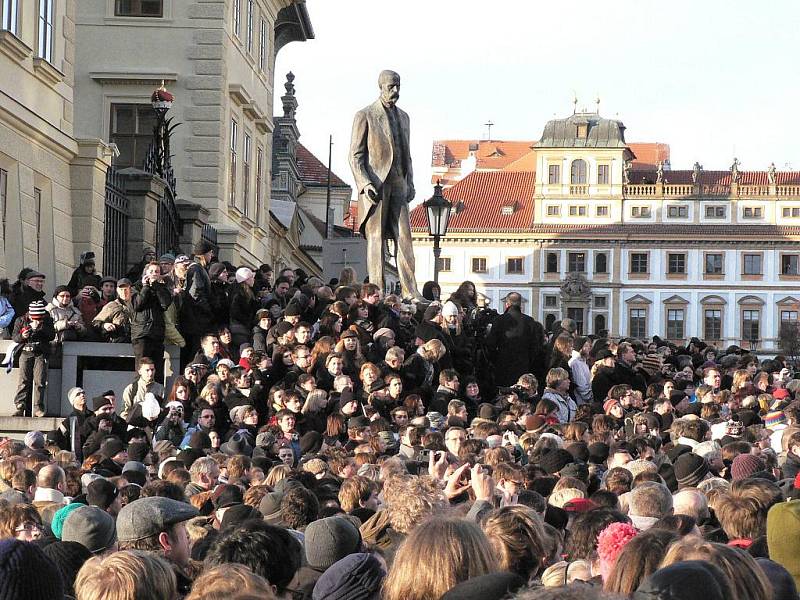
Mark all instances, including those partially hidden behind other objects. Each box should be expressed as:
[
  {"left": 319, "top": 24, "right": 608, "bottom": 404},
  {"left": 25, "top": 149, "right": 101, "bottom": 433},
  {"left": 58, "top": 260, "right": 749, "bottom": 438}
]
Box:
[
  {"left": 485, "top": 292, "right": 546, "bottom": 387},
  {"left": 180, "top": 241, "right": 216, "bottom": 359},
  {"left": 127, "top": 265, "right": 172, "bottom": 382}
]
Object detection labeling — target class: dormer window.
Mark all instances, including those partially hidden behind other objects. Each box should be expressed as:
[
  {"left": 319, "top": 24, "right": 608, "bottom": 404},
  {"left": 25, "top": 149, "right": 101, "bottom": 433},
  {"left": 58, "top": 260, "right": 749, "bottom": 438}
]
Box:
[
  {"left": 576, "top": 123, "right": 588, "bottom": 139},
  {"left": 501, "top": 205, "right": 514, "bottom": 216}
]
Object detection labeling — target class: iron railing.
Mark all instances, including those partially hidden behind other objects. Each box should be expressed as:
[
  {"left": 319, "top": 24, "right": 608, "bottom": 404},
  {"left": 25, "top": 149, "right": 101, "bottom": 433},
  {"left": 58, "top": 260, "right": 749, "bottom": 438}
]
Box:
[
  {"left": 103, "top": 167, "right": 129, "bottom": 279},
  {"left": 201, "top": 223, "right": 218, "bottom": 254},
  {"left": 157, "top": 186, "right": 181, "bottom": 255}
]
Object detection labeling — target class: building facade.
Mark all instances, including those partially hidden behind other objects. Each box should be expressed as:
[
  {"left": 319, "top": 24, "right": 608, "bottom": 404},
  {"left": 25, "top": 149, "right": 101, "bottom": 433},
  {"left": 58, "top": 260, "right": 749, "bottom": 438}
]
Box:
[
  {"left": 0, "top": 0, "right": 112, "bottom": 283},
  {"left": 411, "top": 110, "right": 800, "bottom": 351},
  {"left": 73, "top": 0, "right": 312, "bottom": 268}
]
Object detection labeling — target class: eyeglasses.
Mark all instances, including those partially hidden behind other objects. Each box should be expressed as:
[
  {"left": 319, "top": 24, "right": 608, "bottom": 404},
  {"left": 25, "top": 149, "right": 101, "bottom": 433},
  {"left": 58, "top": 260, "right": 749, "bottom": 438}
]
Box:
[{"left": 15, "top": 523, "right": 42, "bottom": 534}]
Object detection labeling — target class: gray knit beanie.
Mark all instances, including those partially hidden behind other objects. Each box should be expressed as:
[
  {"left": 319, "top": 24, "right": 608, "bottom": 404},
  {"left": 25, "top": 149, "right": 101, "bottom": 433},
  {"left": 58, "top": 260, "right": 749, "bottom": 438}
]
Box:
[{"left": 303, "top": 516, "right": 361, "bottom": 569}]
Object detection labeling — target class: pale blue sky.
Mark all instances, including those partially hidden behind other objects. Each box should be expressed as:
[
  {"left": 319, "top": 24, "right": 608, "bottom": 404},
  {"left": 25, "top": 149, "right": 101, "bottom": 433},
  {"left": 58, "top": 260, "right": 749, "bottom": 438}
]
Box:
[{"left": 275, "top": 0, "right": 800, "bottom": 202}]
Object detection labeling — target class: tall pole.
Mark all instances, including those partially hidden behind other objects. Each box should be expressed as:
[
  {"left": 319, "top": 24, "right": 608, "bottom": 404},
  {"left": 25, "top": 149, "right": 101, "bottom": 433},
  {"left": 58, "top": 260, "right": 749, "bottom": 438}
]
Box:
[
  {"left": 325, "top": 134, "right": 333, "bottom": 239},
  {"left": 432, "top": 234, "right": 441, "bottom": 285}
]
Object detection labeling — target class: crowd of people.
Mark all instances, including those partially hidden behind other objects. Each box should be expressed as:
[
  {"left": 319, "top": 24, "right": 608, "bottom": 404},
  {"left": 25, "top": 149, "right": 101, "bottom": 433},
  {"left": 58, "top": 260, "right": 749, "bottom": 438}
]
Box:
[{"left": 1, "top": 244, "right": 800, "bottom": 599}]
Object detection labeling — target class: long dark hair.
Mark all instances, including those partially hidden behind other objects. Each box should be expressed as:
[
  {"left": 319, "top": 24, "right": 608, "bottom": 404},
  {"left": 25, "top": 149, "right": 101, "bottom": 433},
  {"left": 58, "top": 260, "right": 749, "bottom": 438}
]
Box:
[{"left": 0, "top": 279, "right": 10, "bottom": 297}]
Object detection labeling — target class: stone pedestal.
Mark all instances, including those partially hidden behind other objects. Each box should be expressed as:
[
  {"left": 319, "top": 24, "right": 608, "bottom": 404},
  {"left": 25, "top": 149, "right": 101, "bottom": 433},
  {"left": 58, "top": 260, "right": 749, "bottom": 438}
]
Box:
[{"left": 117, "top": 169, "right": 166, "bottom": 269}]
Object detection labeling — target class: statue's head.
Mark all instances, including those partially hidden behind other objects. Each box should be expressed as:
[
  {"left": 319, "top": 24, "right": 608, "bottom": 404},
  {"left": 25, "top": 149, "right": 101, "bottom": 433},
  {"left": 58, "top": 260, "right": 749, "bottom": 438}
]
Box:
[{"left": 378, "top": 70, "right": 401, "bottom": 106}]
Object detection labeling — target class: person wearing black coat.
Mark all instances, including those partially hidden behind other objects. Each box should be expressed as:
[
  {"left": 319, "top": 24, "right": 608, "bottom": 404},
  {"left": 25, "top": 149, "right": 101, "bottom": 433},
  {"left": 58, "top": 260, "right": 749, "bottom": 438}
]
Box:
[
  {"left": 180, "top": 242, "right": 216, "bottom": 357},
  {"left": 127, "top": 266, "right": 171, "bottom": 380},
  {"left": 228, "top": 276, "right": 259, "bottom": 349},
  {"left": 66, "top": 251, "right": 102, "bottom": 299},
  {"left": 11, "top": 301, "right": 56, "bottom": 416},
  {"left": 484, "top": 292, "right": 546, "bottom": 388}
]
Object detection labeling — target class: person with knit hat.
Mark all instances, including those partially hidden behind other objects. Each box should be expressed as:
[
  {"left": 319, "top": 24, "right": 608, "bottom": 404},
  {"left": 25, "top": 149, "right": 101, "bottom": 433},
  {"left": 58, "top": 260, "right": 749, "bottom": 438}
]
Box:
[
  {"left": 10, "top": 298, "right": 55, "bottom": 416},
  {"left": 673, "top": 453, "right": 710, "bottom": 489},
  {"left": 731, "top": 453, "right": 765, "bottom": 481},
  {"left": 311, "top": 553, "right": 386, "bottom": 600},
  {"left": 51, "top": 502, "right": 85, "bottom": 540},
  {"left": 633, "top": 560, "right": 734, "bottom": 600},
  {"left": 42, "top": 540, "right": 91, "bottom": 599},
  {"left": 0, "top": 538, "right": 64, "bottom": 600},
  {"left": 288, "top": 515, "right": 362, "bottom": 596}
]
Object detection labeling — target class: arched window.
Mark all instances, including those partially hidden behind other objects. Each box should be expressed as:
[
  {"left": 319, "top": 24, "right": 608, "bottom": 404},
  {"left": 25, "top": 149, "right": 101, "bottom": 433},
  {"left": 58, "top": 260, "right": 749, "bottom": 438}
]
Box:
[
  {"left": 595, "top": 253, "right": 607, "bottom": 274},
  {"left": 571, "top": 159, "right": 588, "bottom": 184},
  {"left": 594, "top": 314, "right": 606, "bottom": 334}
]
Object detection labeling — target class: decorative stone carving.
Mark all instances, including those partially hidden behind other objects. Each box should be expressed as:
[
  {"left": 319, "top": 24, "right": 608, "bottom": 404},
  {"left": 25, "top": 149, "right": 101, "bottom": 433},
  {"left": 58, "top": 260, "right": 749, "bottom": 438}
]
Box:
[
  {"left": 656, "top": 161, "right": 664, "bottom": 184},
  {"left": 731, "top": 157, "right": 740, "bottom": 183},
  {"left": 692, "top": 162, "right": 703, "bottom": 184},
  {"left": 560, "top": 272, "right": 592, "bottom": 302},
  {"left": 768, "top": 162, "right": 777, "bottom": 185}
]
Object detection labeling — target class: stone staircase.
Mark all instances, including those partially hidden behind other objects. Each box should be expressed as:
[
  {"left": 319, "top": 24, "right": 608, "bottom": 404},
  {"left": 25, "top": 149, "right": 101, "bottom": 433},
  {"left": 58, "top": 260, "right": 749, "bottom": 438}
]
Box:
[{"left": 0, "top": 417, "right": 62, "bottom": 441}]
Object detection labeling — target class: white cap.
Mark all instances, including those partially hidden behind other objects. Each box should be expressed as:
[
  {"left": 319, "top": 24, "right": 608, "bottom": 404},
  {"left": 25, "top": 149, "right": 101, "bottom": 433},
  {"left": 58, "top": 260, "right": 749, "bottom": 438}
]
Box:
[{"left": 235, "top": 267, "right": 255, "bottom": 283}]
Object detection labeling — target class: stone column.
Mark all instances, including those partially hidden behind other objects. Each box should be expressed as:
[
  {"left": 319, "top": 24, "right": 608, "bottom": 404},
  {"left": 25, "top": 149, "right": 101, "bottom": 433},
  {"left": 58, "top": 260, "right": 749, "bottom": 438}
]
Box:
[
  {"left": 176, "top": 200, "right": 210, "bottom": 253},
  {"left": 118, "top": 169, "right": 165, "bottom": 268},
  {"left": 69, "top": 139, "right": 112, "bottom": 266}
]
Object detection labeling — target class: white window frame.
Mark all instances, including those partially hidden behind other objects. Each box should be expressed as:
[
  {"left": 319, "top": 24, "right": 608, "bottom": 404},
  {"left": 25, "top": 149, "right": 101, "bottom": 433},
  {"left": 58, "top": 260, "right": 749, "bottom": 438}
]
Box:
[
  {"left": 259, "top": 17, "right": 268, "bottom": 70},
  {"left": 38, "top": 0, "right": 55, "bottom": 63},
  {"left": 229, "top": 119, "right": 238, "bottom": 207},
  {"left": 2, "top": 0, "right": 19, "bottom": 34}
]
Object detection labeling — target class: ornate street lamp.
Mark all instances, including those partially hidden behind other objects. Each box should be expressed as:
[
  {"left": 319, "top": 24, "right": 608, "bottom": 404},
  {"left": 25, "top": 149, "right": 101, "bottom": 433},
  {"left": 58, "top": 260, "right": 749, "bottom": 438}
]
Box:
[
  {"left": 145, "top": 81, "right": 177, "bottom": 194},
  {"left": 423, "top": 181, "right": 451, "bottom": 285}
]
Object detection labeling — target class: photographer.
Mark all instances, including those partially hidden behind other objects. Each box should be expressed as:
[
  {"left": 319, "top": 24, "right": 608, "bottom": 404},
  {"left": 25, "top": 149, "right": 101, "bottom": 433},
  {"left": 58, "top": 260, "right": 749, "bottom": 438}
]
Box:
[
  {"left": 128, "top": 262, "right": 172, "bottom": 382},
  {"left": 91, "top": 278, "right": 132, "bottom": 342},
  {"left": 66, "top": 250, "right": 102, "bottom": 298},
  {"left": 11, "top": 300, "right": 55, "bottom": 417},
  {"left": 46, "top": 286, "right": 86, "bottom": 345},
  {"left": 154, "top": 400, "right": 188, "bottom": 447}
]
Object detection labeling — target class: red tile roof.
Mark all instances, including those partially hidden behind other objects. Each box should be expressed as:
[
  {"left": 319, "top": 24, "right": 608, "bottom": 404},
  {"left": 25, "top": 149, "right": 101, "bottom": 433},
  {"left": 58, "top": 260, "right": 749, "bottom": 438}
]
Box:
[
  {"left": 502, "top": 150, "right": 537, "bottom": 172},
  {"left": 431, "top": 140, "right": 536, "bottom": 170},
  {"left": 628, "top": 143, "right": 671, "bottom": 168},
  {"left": 296, "top": 143, "right": 349, "bottom": 187},
  {"left": 342, "top": 200, "right": 359, "bottom": 231},
  {"left": 629, "top": 169, "right": 800, "bottom": 186},
  {"left": 410, "top": 170, "right": 536, "bottom": 232}
]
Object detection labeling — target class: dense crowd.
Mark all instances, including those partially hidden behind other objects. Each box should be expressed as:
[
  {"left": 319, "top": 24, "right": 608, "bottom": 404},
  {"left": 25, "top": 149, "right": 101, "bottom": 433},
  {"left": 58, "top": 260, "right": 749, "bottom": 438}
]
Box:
[{"left": 1, "top": 243, "right": 800, "bottom": 599}]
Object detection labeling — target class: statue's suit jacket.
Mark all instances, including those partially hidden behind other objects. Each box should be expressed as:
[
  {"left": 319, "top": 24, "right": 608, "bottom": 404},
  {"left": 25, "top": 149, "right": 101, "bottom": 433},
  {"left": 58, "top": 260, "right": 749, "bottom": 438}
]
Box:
[{"left": 349, "top": 100, "right": 414, "bottom": 235}]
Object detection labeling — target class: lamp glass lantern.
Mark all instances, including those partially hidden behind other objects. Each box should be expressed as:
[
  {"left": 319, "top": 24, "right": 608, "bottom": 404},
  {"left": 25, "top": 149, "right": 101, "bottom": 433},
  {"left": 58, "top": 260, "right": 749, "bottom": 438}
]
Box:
[
  {"left": 423, "top": 181, "right": 452, "bottom": 285},
  {"left": 424, "top": 182, "right": 451, "bottom": 238}
]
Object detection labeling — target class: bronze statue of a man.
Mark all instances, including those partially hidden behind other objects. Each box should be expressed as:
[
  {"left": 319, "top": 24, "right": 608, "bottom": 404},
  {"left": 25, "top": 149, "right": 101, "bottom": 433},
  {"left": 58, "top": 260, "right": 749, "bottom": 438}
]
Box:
[{"left": 349, "top": 70, "right": 421, "bottom": 299}]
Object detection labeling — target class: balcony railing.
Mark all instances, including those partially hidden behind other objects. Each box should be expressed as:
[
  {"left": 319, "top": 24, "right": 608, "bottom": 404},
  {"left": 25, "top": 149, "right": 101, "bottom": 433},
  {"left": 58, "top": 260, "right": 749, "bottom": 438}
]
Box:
[
  {"left": 569, "top": 185, "right": 588, "bottom": 196},
  {"left": 622, "top": 183, "right": 800, "bottom": 198}
]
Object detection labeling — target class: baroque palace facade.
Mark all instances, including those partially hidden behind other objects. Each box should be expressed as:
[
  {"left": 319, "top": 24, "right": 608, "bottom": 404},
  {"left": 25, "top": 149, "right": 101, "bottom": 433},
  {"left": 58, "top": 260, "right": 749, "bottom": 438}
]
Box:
[{"left": 410, "top": 110, "right": 800, "bottom": 351}]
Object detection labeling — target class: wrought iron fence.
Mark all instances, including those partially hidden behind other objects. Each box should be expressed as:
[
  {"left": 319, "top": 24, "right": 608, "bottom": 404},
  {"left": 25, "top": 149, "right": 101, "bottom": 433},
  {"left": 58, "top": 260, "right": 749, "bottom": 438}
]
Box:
[
  {"left": 157, "top": 186, "right": 181, "bottom": 255},
  {"left": 103, "top": 167, "right": 129, "bottom": 279},
  {"left": 201, "top": 223, "right": 218, "bottom": 253}
]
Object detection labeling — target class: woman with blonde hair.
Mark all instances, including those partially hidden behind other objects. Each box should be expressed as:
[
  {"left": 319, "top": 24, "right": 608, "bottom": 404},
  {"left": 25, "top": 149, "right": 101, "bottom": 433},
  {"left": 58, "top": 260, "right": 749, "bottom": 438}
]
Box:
[
  {"left": 75, "top": 550, "right": 177, "bottom": 600},
  {"left": 402, "top": 339, "right": 446, "bottom": 399},
  {"left": 660, "top": 537, "right": 771, "bottom": 600},
  {"left": 482, "top": 506, "right": 548, "bottom": 583},
  {"left": 731, "top": 368, "right": 752, "bottom": 395},
  {"left": 338, "top": 266, "right": 358, "bottom": 288},
  {"left": 185, "top": 563, "right": 276, "bottom": 600},
  {"left": 382, "top": 518, "right": 498, "bottom": 600}
]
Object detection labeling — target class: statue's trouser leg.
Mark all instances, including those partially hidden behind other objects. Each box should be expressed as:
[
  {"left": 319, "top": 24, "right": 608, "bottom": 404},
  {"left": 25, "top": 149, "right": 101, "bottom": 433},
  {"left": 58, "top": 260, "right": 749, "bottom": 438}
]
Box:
[
  {"left": 365, "top": 190, "right": 386, "bottom": 289},
  {"left": 385, "top": 173, "right": 421, "bottom": 298}
]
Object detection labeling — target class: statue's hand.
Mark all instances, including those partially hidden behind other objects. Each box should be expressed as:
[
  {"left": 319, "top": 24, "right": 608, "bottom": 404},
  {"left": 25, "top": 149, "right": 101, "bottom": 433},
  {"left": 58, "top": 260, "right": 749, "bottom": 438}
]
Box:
[
  {"left": 363, "top": 183, "right": 379, "bottom": 206},
  {"left": 407, "top": 185, "right": 415, "bottom": 203}
]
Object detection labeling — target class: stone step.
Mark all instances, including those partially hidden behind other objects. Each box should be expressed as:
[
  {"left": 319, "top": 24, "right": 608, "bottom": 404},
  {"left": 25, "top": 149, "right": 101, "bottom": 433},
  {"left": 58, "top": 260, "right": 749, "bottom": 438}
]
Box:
[{"left": 0, "top": 417, "right": 62, "bottom": 441}]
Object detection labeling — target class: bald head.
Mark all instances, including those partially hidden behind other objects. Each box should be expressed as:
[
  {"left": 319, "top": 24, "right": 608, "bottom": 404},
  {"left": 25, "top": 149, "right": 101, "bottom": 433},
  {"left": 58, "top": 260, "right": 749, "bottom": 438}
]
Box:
[
  {"left": 37, "top": 464, "right": 65, "bottom": 491},
  {"left": 672, "top": 488, "right": 709, "bottom": 521},
  {"left": 506, "top": 292, "right": 522, "bottom": 308}
]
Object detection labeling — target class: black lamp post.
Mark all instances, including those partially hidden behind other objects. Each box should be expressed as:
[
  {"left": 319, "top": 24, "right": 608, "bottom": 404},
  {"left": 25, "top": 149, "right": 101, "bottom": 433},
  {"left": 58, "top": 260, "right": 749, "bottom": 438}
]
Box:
[
  {"left": 145, "top": 81, "right": 177, "bottom": 194},
  {"left": 423, "top": 181, "right": 451, "bottom": 285}
]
